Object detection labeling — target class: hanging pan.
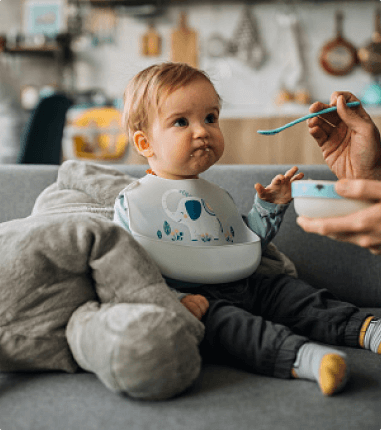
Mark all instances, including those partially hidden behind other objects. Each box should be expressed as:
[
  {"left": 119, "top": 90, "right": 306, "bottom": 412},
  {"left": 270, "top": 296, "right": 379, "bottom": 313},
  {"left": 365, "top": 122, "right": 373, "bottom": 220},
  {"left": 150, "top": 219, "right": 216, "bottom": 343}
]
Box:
[
  {"left": 358, "top": 9, "right": 381, "bottom": 76},
  {"left": 319, "top": 11, "right": 358, "bottom": 76}
]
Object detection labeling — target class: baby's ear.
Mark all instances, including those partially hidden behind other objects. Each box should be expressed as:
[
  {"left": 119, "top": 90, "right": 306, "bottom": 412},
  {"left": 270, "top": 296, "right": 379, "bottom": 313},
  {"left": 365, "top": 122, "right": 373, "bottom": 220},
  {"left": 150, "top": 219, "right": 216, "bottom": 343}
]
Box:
[{"left": 133, "top": 131, "right": 154, "bottom": 157}]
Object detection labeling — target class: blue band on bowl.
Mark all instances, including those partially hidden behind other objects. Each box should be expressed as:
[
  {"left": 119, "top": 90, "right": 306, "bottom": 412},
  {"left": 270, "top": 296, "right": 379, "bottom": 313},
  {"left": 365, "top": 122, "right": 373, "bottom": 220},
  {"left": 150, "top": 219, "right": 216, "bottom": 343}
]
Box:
[{"left": 292, "top": 181, "right": 343, "bottom": 199}]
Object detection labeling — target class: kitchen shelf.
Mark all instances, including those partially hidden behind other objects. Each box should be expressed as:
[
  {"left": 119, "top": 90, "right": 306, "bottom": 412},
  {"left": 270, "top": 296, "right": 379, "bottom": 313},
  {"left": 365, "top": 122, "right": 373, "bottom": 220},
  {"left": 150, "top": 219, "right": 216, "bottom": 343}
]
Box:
[
  {"left": 3, "top": 36, "right": 74, "bottom": 88},
  {"left": 4, "top": 46, "right": 61, "bottom": 56},
  {"left": 72, "top": 0, "right": 162, "bottom": 5}
]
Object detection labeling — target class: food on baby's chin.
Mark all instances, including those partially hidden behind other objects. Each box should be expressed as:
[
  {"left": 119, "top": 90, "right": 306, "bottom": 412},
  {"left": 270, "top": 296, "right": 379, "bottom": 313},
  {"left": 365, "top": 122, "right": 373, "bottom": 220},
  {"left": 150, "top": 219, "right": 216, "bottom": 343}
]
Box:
[{"left": 292, "top": 180, "right": 373, "bottom": 218}]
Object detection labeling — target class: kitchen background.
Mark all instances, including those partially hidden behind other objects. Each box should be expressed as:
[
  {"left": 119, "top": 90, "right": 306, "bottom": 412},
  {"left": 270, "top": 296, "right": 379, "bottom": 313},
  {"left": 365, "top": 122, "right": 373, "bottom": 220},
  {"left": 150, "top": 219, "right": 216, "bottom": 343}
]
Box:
[{"left": 1, "top": 0, "right": 381, "bottom": 165}]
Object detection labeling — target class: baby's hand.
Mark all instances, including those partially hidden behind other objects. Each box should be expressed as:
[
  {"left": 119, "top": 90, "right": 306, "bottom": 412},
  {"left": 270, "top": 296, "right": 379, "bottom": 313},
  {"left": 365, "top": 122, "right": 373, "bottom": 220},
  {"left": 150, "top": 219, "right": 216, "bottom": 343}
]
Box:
[
  {"left": 255, "top": 166, "right": 304, "bottom": 204},
  {"left": 181, "top": 294, "right": 209, "bottom": 320}
]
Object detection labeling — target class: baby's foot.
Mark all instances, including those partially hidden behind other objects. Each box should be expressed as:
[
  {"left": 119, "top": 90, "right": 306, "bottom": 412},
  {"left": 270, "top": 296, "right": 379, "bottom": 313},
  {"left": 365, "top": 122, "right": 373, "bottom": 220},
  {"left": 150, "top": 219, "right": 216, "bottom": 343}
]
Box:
[{"left": 292, "top": 342, "right": 348, "bottom": 396}]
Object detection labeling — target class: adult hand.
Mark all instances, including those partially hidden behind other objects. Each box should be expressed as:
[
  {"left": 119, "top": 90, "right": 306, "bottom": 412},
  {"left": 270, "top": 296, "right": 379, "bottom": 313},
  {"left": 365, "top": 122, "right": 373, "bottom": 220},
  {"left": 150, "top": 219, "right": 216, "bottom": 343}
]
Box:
[
  {"left": 307, "top": 92, "right": 381, "bottom": 180},
  {"left": 181, "top": 294, "right": 209, "bottom": 320},
  {"left": 297, "top": 178, "right": 381, "bottom": 255}
]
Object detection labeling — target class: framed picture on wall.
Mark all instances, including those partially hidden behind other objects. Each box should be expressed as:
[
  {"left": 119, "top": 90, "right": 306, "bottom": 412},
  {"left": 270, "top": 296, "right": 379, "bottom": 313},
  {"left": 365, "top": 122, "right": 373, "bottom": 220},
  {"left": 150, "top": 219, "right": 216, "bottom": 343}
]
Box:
[{"left": 23, "top": 0, "right": 66, "bottom": 36}]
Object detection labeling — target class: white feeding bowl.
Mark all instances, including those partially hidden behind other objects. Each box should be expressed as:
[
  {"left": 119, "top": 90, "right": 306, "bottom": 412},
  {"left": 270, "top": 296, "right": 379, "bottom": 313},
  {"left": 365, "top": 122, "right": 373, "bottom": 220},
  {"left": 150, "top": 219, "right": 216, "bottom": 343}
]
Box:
[
  {"left": 132, "top": 228, "right": 261, "bottom": 284},
  {"left": 292, "top": 180, "right": 373, "bottom": 218}
]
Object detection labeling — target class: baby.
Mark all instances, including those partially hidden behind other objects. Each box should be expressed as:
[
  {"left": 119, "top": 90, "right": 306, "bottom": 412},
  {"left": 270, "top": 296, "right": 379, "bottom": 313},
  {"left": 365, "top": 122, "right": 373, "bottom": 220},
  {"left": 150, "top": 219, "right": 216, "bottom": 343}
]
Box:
[{"left": 114, "top": 62, "right": 381, "bottom": 396}]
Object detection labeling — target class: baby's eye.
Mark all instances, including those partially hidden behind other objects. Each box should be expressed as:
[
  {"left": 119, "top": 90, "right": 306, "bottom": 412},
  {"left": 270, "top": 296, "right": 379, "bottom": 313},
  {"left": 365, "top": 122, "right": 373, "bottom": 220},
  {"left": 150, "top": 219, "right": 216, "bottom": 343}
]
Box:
[
  {"left": 174, "top": 117, "right": 188, "bottom": 127},
  {"left": 205, "top": 113, "right": 217, "bottom": 124}
]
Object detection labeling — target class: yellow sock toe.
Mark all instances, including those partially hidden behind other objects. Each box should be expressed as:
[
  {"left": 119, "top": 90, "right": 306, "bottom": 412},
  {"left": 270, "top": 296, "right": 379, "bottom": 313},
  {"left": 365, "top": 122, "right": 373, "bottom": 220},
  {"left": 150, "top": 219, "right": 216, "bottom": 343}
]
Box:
[{"left": 319, "top": 354, "right": 348, "bottom": 396}]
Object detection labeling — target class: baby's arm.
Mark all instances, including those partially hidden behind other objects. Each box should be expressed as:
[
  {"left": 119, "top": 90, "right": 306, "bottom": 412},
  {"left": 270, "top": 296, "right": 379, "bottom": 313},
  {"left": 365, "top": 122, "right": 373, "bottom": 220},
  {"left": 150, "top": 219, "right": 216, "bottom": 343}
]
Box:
[{"left": 247, "top": 167, "right": 304, "bottom": 247}]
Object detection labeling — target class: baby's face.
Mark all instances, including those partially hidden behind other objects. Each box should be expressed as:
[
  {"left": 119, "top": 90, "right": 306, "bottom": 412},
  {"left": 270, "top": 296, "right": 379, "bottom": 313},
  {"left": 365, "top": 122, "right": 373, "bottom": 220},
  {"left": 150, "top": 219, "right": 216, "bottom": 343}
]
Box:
[{"left": 145, "top": 78, "right": 224, "bottom": 180}]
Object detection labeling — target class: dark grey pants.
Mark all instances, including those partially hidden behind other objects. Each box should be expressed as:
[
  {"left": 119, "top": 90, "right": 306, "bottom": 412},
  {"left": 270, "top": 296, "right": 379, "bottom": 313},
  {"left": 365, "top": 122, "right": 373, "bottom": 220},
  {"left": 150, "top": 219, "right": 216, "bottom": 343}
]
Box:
[{"left": 178, "top": 273, "right": 371, "bottom": 379}]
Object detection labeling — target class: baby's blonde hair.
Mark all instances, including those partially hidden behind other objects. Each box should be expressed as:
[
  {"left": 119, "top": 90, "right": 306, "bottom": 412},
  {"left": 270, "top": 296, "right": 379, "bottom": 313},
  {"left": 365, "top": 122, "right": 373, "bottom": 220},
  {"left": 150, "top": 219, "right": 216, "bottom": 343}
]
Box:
[{"left": 123, "top": 62, "right": 220, "bottom": 141}]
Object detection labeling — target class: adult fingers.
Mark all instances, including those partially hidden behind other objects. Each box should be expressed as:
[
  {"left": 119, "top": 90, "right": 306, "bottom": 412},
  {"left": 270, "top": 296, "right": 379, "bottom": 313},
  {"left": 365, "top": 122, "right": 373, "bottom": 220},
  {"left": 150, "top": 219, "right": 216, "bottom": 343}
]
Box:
[
  {"left": 308, "top": 124, "right": 330, "bottom": 147},
  {"left": 297, "top": 203, "right": 381, "bottom": 237},
  {"left": 309, "top": 92, "right": 362, "bottom": 138},
  {"left": 335, "top": 179, "right": 381, "bottom": 201},
  {"left": 307, "top": 116, "right": 336, "bottom": 136},
  {"left": 329, "top": 91, "right": 358, "bottom": 106},
  {"left": 327, "top": 228, "right": 381, "bottom": 253},
  {"left": 309, "top": 101, "right": 330, "bottom": 114},
  {"left": 335, "top": 95, "right": 370, "bottom": 131},
  {"left": 296, "top": 213, "right": 364, "bottom": 237},
  {"left": 297, "top": 215, "right": 341, "bottom": 236},
  {"left": 309, "top": 99, "right": 341, "bottom": 127}
]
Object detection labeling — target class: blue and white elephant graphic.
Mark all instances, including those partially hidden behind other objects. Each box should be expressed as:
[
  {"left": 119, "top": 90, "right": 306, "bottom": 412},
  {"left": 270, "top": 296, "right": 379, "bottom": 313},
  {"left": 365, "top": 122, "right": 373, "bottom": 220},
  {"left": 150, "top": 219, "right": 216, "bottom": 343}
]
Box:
[{"left": 162, "top": 189, "right": 223, "bottom": 242}]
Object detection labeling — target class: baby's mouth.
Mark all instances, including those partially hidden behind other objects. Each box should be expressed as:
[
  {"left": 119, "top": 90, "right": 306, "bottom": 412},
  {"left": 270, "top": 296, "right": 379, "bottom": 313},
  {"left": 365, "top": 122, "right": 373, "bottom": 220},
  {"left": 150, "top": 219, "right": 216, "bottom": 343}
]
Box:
[{"left": 191, "top": 146, "right": 211, "bottom": 158}]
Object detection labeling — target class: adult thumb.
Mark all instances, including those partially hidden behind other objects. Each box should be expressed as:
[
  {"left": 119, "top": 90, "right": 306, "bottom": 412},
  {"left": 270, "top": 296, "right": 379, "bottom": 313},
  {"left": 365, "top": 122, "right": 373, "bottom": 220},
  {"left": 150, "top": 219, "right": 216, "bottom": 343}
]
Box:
[{"left": 336, "top": 95, "right": 367, "bottom": 130}]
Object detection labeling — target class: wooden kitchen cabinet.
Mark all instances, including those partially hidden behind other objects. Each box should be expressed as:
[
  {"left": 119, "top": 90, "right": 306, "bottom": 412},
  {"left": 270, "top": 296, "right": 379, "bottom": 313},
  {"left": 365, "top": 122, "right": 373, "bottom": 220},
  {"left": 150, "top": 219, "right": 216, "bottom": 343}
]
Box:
[{"left": 218, "top": 116, "right": 325, "bottom": 165}]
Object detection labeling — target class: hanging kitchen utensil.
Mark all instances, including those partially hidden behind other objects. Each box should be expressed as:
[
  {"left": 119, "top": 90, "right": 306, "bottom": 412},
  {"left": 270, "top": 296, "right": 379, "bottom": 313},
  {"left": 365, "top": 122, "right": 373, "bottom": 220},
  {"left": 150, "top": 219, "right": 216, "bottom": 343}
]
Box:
[
  {"left": 319, "top": 11, "right": 357, "bottom": 76},
  {"left": 141, "top": 21, "right": 161, "bottom": 56},
  {"left": 290, "top": 13, "right": 310, "bottom": 104},
  {"left": 207, "top": 34, "right": 228, "bottom": 58},
  {"left": 171, "top": 11, "right": 198, "bottom": 68},
  {"left": 358, "top": 9, "right": 381, "bottom": 75},
  {"left": 86, "top": 7, "right": 117, "bottom": 45},
  {"left": 275, "top": 11, "right": 310, "bottom": 105},
  {"left": 231, "top": 4, "right": 266, "bottom": 70}
]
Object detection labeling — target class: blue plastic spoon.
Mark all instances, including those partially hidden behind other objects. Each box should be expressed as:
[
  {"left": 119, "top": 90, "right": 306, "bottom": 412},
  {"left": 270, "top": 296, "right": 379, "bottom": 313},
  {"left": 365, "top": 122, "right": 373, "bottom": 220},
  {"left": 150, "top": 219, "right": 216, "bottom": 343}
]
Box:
[{"left": 257, "top": 101, "right": 360, "bottom": 135}]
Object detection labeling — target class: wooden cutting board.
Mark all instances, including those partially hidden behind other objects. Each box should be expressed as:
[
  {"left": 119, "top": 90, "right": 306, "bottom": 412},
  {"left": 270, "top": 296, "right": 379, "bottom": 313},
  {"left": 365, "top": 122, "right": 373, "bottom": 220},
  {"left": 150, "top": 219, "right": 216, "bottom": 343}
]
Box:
[
  {"left": 141, "top": 23, "right": 161, "bottom": 57},
  {"left": 171, "top": 12, "right": 198, "bottom": 68}
]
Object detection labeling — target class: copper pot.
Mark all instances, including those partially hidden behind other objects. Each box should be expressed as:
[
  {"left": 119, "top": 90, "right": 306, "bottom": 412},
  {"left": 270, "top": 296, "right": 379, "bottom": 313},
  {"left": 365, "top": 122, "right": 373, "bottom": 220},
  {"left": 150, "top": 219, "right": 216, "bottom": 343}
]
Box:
[{"left": 358, "top": 9, "right": 381, "bottom": 75}]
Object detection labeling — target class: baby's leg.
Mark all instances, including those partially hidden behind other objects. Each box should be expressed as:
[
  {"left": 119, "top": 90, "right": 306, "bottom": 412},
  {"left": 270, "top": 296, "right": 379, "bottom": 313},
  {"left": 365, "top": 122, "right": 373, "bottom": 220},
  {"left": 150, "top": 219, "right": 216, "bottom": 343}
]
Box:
[
  {"left": 200, "top": 299, "right": 347, "bottom": 395},
  {"left": 251, "top": 273, "right": 372, "bottom": 349},
  {"left": 66, "top": 301, "right": 202, "bottom": 400}
]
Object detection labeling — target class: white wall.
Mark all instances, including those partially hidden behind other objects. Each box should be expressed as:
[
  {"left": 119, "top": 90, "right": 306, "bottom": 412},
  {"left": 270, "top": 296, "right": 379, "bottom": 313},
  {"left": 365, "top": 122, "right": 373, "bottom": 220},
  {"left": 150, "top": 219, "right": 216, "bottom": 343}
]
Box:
[
  {"left": 72, "top": 1, "right": 381, "bottom": 112},
  {"left": 2, "top": 1, "right": 381, "bottom": 113}
]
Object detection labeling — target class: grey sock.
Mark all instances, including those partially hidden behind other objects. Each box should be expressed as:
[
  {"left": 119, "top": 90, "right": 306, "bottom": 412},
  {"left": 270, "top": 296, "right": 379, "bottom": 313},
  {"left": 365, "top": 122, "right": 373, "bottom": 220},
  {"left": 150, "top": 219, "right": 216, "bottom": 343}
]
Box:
[
  {"left": 364, "top": 319, "right": 381, "bottom": 353},
  {"left": 293, "top": 342, "right": 346, "bottom": 381},
  {"left": 293, "top": 342, "right": 348, "bottom": 395}
]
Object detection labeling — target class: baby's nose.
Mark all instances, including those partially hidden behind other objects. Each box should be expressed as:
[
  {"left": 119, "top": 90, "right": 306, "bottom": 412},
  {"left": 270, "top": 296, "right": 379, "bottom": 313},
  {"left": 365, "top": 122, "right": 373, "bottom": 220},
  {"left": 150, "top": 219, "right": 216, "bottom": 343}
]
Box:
[{"left": 193, "top": 123, "right": 209, "bottom": 138}]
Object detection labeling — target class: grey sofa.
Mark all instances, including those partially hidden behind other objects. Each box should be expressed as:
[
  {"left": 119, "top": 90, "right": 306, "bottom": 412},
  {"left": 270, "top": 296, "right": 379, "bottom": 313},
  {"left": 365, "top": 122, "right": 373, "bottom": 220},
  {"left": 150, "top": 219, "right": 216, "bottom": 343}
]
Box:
[{"left": 0, "top": 163, "right": 381, "bottom": 430}]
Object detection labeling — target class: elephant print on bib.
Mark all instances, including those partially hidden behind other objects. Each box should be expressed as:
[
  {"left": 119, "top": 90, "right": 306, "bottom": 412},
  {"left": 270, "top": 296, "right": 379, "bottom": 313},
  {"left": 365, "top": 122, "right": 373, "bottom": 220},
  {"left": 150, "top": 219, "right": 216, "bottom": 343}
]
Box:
[{"left": 161, "top": 189, "right": 223, "bottom": 242}]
